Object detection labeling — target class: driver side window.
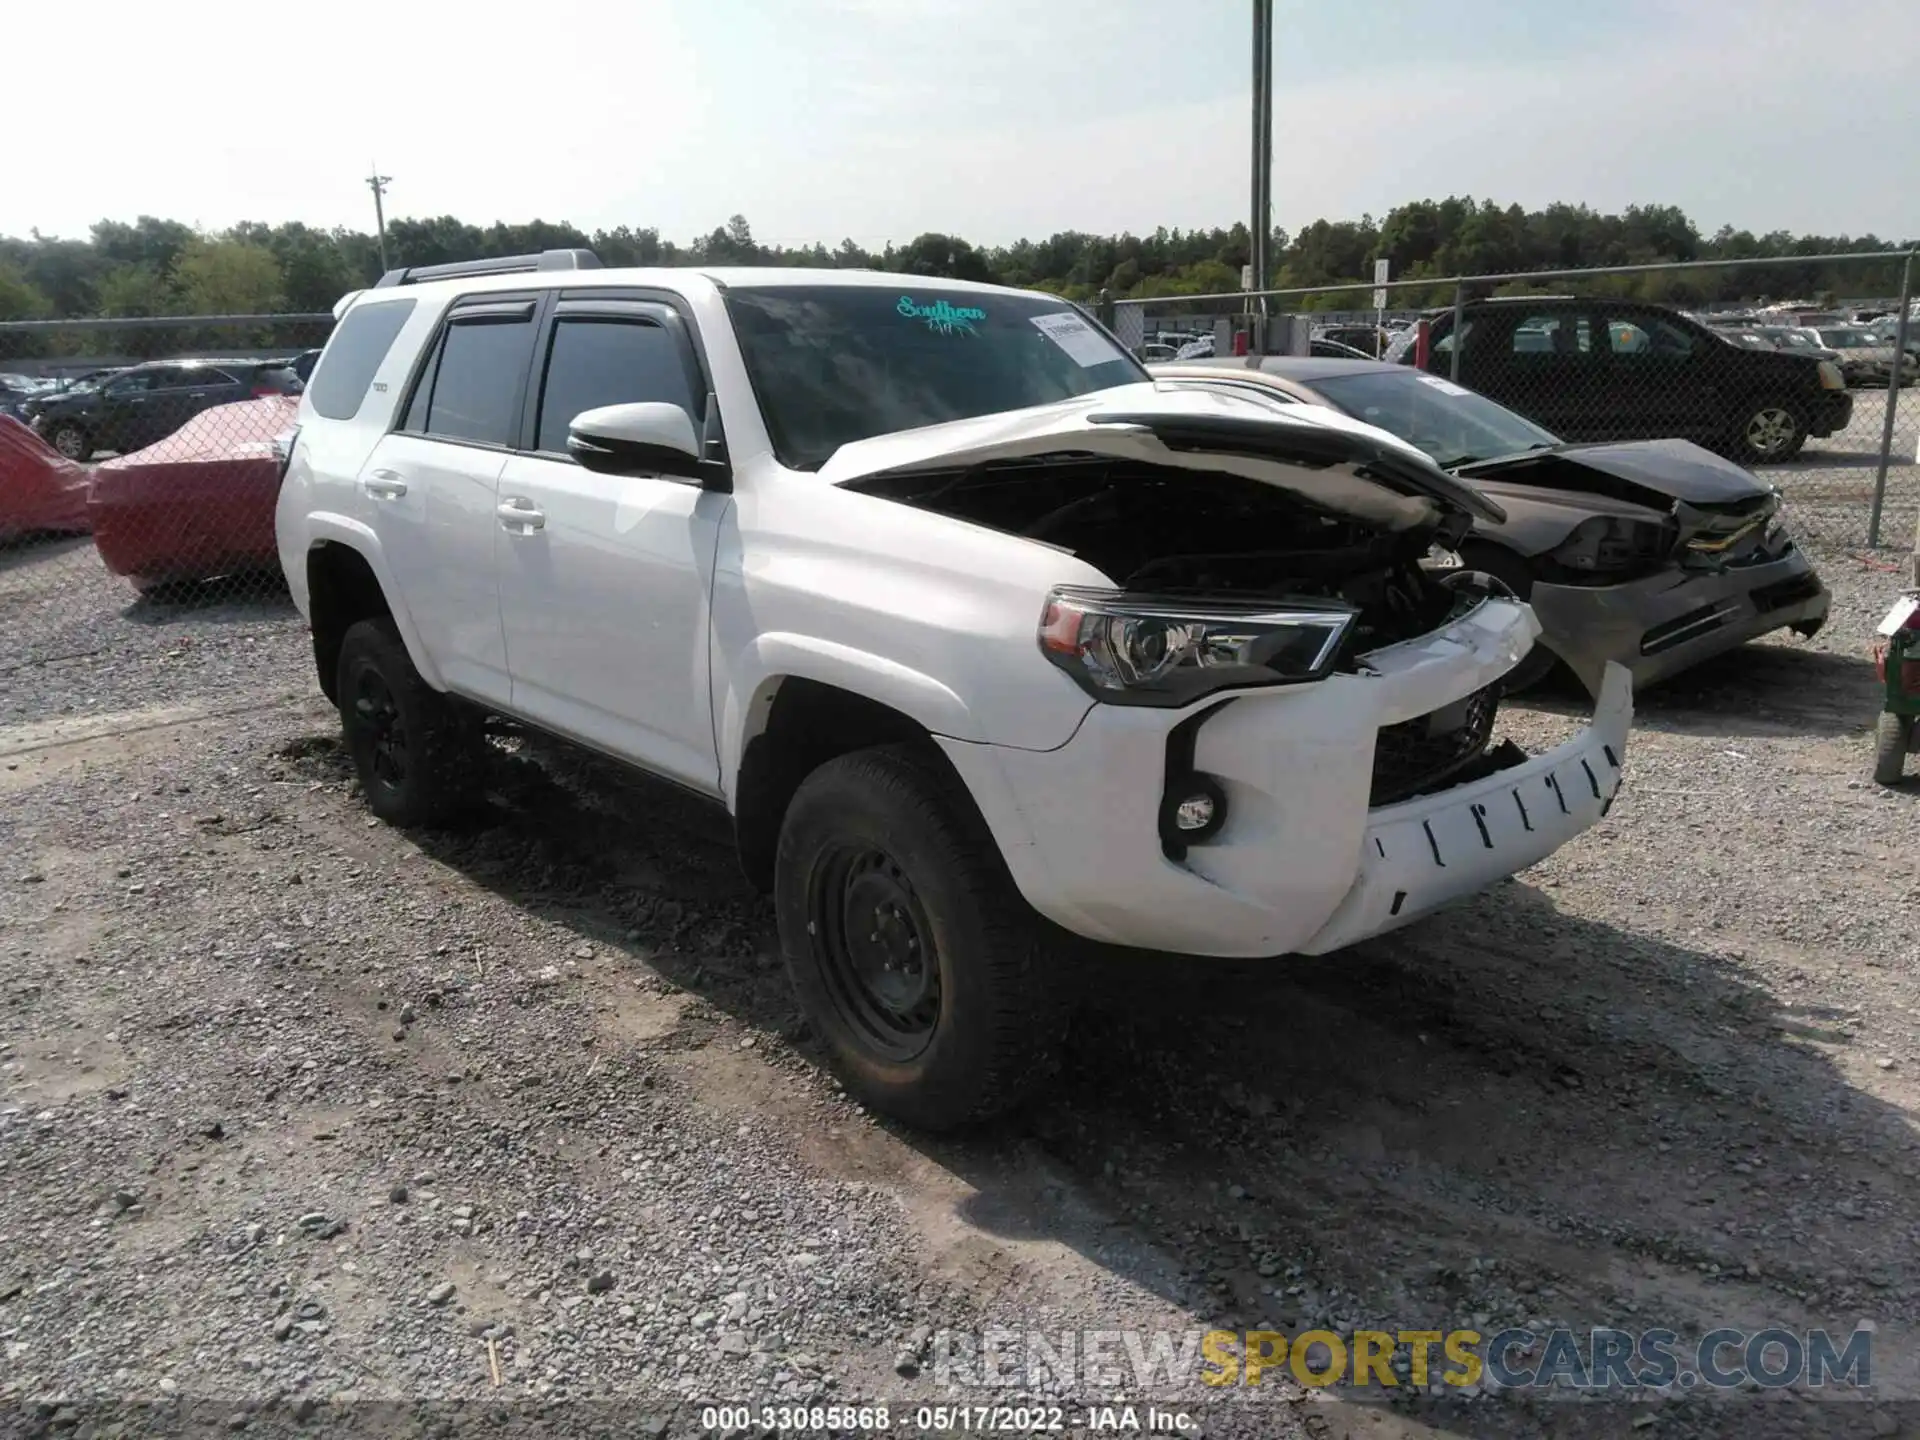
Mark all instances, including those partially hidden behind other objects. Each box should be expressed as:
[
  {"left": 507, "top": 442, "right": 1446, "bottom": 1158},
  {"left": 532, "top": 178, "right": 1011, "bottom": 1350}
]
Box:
[{"left": 532, "top": 316, "right": 700, "bottom": 457}]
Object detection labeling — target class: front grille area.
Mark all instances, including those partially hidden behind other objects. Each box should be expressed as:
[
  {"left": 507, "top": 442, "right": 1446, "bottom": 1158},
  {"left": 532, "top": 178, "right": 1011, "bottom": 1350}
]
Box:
[
  {"left": 1641, "top": 602, "right": 1736, "bottom": 655},
  {"left": 1370, "top": 682, "right": 1501, "bottom": 806}
]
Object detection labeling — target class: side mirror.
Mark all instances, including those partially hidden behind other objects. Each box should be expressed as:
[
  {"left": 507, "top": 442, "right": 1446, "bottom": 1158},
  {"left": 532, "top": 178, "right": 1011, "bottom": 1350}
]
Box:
[{"left": 567, "top": 402, "right": 730, "bottom": 490}]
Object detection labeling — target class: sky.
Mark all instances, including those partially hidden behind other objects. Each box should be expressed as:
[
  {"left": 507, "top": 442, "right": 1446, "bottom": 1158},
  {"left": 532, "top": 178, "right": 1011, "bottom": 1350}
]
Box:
[{"left": 5, "top": 0, "right": 1917, "bottom": 249}]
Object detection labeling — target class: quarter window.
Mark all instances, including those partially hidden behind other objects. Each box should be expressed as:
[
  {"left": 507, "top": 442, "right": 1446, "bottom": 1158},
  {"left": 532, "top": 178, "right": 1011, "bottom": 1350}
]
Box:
[{"left": 309, "top": 299, "right": 416, "bottom": 420}]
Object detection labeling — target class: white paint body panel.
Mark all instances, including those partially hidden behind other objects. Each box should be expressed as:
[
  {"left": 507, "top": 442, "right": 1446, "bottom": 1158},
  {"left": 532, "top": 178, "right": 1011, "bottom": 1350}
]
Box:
[
  {"left": 496, "top": 453, "right": 727, "bottom": 793},
  {"left": 277, "top": 265, "right": 1631, "bottom": 960}
]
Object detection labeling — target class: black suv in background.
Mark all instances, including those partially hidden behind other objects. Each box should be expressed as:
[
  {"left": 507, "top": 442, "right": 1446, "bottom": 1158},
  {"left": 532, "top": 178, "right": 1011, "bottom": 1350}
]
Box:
[
  {"left": 1391, "top": 297, "right": 1853, "bottom": 463},
  {"left": 22, "top": 358, "right": 304, "bottom": 461}
]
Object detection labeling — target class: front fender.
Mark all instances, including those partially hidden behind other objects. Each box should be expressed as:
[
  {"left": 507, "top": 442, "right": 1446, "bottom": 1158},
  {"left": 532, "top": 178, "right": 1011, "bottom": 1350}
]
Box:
[{"left": 716, "top": 632, "right": 986, "bottom": 806}]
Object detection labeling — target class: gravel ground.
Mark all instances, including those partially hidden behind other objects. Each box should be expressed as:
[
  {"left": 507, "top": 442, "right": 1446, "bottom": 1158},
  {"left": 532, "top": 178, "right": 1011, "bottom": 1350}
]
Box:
[{"left": 1, "top": 533, "right": 1917, "bottom": 1439}]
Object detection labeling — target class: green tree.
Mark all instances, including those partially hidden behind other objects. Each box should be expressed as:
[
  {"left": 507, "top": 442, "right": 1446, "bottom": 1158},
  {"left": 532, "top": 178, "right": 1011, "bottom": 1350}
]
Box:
[
  {"left": 892, "top": 233, "right": 993, "bottom": 282},
  {"left": 95, "top": 262, "right": 174, "bottom": 316},
  {"left": 0, "top": 260, "right": 50, "bottom": 320},
  {"left": 171, "top": 237, "right": 284, "bottom": 314}
]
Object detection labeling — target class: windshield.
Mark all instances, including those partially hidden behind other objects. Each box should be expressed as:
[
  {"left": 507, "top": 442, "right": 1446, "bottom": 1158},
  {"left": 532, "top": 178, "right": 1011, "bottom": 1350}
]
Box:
[
  {"left": 1309, "top": 369, "right": 1559, "bottom": 468},
  {"left": 1817, "top": 329, "right": 1871, "bottom": 348},
  {"left": 724, "top": 285, "right": 1144, "bottom": 470}
]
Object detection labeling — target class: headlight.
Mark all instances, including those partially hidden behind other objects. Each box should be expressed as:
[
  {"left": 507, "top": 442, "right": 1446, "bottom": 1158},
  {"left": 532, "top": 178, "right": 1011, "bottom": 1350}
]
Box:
[
  {"left": 1549, "top": 516, "right": 1674, "bottom": 574},
  {"left": 1763, "top": 488, "right": 1792, "bottom": 547},
  {"left": 1038, "top": 587, "right": 1356, "bottom": 706},
  {"left": 1817, "top": 360, "right": 1845, "bottom": 390}
]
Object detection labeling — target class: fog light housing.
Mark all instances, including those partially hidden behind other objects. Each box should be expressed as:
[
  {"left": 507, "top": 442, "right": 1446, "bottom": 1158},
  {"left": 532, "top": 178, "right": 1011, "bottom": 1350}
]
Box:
[{"left": 1159, "top": 775, "right": 1228, "bottom": 854}]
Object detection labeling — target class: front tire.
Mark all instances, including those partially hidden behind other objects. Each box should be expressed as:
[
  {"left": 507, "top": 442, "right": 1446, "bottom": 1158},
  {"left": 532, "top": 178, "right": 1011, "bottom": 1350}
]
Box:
[
  {"left": 1874, "top": 712, "right": 1913, "bottom": 787},
  {"left": 774, "top": 744, "right": 1062, "bottom": 1130},
  {"left": 1732, "top": 400, "right": 1807, "bottom": 464},
  {"left": 335, "top": 618, "right": 482, "bottom": 827}
]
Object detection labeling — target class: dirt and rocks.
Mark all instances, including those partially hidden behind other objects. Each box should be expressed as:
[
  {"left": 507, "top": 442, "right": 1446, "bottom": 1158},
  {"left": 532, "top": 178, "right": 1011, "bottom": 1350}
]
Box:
[{"left": 0, "top": 536, "right": 1917, "bottom": 1439}]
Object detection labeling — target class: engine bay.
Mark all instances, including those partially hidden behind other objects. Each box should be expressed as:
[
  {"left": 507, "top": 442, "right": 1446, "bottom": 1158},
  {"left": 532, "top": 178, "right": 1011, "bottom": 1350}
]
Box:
[{"left": 848, "top": 455, "right": 1485, "bottom": 655}]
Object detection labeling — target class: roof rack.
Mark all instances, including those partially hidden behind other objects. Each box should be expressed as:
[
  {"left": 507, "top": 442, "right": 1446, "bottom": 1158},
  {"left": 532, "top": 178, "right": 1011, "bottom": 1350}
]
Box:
[{"left": 372, "top": 248, "right": 603, "bottom": 289}]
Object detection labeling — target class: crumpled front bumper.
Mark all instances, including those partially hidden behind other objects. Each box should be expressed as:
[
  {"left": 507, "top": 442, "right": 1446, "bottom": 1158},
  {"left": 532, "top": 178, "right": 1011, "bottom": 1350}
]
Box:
[
  {"left": 1294, "top": 662, "right": 1630, "bottom": 953},
  {"left": 1527, "top": 543, "right": 1830, "bottom": 692},
  {"left": 939, "top": 598, "right": 1631, "bottom": 960}
]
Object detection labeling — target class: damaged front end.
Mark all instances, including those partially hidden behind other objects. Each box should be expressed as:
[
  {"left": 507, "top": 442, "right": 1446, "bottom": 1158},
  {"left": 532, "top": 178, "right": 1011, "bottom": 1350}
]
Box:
[
  {"left": 831, "top": 395, "right": 1549, "bottom": 845},
  {"left": 1456, "top": 438, "right": 1831, "bottom": 688},
  {"left": 832, "top": 393, "right": 1519, "bottom": 699},
  {"left": 849, "top": 453, "right": 1501, "bottom": 689}
]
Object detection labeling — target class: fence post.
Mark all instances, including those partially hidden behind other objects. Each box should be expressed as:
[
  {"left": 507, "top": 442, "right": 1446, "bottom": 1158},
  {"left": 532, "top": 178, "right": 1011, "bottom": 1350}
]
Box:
[
  {"left": 1869, "top": 250, "right": 1913, "bottom": 549},
  {"left": 1448, "top": 282, "right": 1467, "bottom": 383}
]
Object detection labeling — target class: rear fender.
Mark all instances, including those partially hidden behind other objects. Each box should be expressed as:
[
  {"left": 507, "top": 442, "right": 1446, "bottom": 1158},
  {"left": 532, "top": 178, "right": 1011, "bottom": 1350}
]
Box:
[{"left": 299, "top": 514, "right": 446, "bottom": 692}]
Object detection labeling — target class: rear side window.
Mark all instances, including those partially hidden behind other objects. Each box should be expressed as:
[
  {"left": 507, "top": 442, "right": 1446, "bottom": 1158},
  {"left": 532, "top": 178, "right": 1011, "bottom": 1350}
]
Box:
[
  {"left": 420, "top": 315, "right": 537, "bottom": 447},
  {"left": 533, "top": 317, "right": 697, "bottom": 454},
  {"left": 308, "top": 298, "right": 417, "bottom": 421},
  {"left": 1511, "top": 314, "right": 1591, "bottom": 355}
]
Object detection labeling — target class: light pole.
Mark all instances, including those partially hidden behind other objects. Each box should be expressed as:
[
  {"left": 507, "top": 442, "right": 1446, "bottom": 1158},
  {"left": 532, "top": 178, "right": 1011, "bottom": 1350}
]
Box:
[
  {"left": 1248, "top": 0, "right": 1274, "bottom": 353},
  {"left": 367, "top": 166, "right": 392, "bottom": 272}
]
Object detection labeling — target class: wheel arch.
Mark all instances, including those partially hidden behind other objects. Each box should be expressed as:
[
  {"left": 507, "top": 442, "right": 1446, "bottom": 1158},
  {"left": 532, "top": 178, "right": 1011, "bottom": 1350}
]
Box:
[
  {"left": 304, "top": 533, "right": 442, "bottom": 702},
  {"left": 729, "top": 675, "right": 981, "bottom": 894}
]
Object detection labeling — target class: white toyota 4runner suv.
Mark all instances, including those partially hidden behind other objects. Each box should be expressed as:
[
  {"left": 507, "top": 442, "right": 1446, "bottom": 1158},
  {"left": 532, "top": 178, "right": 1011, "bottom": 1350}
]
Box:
[{"left": 276, "top": 249, "right": 1631, "bottom": 1129}]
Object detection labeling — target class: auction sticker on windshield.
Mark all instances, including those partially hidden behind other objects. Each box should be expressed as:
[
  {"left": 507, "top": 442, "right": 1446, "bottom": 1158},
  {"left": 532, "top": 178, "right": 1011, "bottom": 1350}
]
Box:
[
  {"left": 1031, "top": 311, "right": 1118, "bottom": 367},
  {"left": 1416, "top": 374, "right": 1472, "bottom": 397}
]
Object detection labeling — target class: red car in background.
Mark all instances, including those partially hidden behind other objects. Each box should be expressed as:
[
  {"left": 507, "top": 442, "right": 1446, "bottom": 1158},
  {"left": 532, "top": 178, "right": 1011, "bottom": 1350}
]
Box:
[
  {"left": 0, "top": 415, "right": 92, "bottom": 539},
  {"left": 90, "top": 396, "right": 298, "bottom": 593}
]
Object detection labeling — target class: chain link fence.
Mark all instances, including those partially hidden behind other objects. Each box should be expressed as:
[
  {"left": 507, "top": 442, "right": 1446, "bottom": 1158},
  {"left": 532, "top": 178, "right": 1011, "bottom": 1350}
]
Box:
[
  {"left": 1, "top": 316, "right": 332, "bottom": 722},
  {"left": 1114, "top": 253, "right": 1919, "bottom": 555}
]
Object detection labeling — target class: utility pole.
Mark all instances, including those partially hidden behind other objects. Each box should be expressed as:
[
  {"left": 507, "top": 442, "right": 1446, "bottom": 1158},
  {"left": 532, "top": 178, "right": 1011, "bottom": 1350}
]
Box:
[
  {"left": 1248, "top": 0, "right": 1274, "bottom": 353},
  {"left": 367, "top": 166, "right": 392, "bottom": 272}
]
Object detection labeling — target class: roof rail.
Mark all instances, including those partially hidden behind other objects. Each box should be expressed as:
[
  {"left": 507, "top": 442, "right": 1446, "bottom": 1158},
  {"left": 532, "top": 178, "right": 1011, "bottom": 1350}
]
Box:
[{"left": 372, "top": 248, "right": 603, "bottom": 289}]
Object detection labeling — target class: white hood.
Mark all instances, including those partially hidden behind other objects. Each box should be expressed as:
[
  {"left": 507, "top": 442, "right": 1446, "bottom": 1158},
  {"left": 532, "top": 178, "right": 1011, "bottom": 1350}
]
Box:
[{"left": 815, "top": 382, "right": 1489, "bottom": 531}]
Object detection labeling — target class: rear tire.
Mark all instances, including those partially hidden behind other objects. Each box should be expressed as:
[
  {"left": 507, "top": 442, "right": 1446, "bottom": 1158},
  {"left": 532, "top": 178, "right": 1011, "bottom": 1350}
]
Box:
[
  {"left": 1458, "top": 541, "right": 1558, "bottom": 693},
  {"left": 335, "top": 618, "right": 483, "bottom": 827},
  {"left": 1874, "top": 712, "right": 1913, "bottom": 787},
  {"left": 1731, "top": 400, "right": 1806, "bottom": 464},
  {"left": 47, "top": 422, "right": 91, "bottom": 462},
  {"left": 774, "top": 744, "right": 1062, "bottom": 1131}
]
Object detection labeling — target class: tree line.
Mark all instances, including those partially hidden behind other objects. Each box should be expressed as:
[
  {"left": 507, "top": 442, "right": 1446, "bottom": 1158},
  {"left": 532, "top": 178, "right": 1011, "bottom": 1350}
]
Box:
[{"left": 0, "top": 200, "right": 1912, "bottom": 329}]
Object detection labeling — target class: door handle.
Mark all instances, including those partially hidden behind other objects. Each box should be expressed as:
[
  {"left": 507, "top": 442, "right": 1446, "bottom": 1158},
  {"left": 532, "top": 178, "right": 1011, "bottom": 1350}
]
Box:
[
  {"left": 361, "top": 469, "right": 408, "bottom": 499},
  {"left": 497, "top": 497, "right": 545, "bottom": 532}
]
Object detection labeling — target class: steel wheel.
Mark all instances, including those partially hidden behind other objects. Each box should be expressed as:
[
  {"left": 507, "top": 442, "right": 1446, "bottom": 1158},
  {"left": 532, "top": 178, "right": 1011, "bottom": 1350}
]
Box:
[
  {"left": 808, "top": 844, "right": 941, "bottom": 1062},
  {"left": 351, "top": 667, "right": 409, "bottom": 794}
]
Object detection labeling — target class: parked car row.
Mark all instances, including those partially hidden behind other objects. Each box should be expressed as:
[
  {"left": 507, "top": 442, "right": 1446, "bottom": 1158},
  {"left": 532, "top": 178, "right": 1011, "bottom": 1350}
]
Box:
[
  {"left": 1698, "top": 309, "right": 1919, "bottom": 385},
  {"left": 18, "top": 357, "right": 305, "bottom": 461},
  {"left": 1382, "top": 296, "right": 1853, "bottom": 463},
  {"left": 2, "top": 351, "right": 313, "bottom": 591}
]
